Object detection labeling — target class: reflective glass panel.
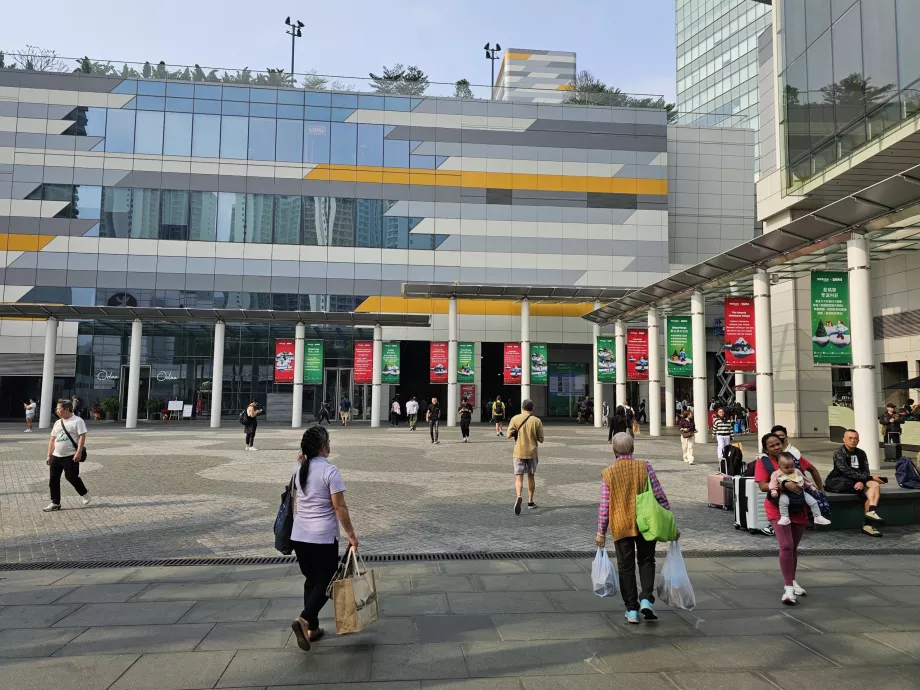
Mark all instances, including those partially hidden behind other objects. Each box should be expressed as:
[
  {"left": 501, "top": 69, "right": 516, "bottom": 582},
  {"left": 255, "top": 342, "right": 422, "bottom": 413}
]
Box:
[
  {"left": 303, "top": 196, "right": 329, "bottom": 245},
  {"left": 330, "top": 122, "right": 357, "bottom": 165},
  {"left": 897, "top": 0, "right": 920, "bottom": 91},
  {"left": 217, "top": 192, "right": 246, "bottom": 242},
  {"left": 166, "top": 82, "right": 194, "bottom": 98},
  {"left": 274, "top": 195, "right": 302, "bottom": 244},
  {"left": 329, "top": 196, "right": 355, "bottom": 246},
  {"left": 189, "top": 191, "right": 218, "bottom": 241},
  {"left": 384, "top": 138, "right": 410, "bottom": 168},
  {"left": 77, "top": 107, "right": 106, "bottom": 137},
  {"left": 382, "top": 201, "right": 408, "bottom": 248},
  {"left": 194, "top": 99, "right": 222, "bottom": 114},
  {"left": 246, "top": 193, "right": 274, "bottom": 243},
  {"left": 136, "top": 96, "right": 165, "bottom": 111},
  {"left": 221, "top": 101, "right": 248, "bottom": 116},
  {"left": 305, "top": 106, "right": 330, "bottom": 121},
  {"left": 73, "top": 185, "right": 102, "bottom": 220},
  {"left": 278, "top": 90, "right": 305, "bottom": 105},
  {"left": 807, "top": 30, "right": 834, "bottom": 149},
  {"left": 784, "top": 54, "right": 810, "bottom": 163},
  {"left": 278, "top": 105, "right": 304, "bottom": 119},
  {"left": 249, "top": 103, "right": 276, "bottom": 118},
  {"left": 832, "top": 4, "right": 864, "bottom": 129},
  {"left": 357, "top": 124, "right": 383, "bottom": 166},
  {"left": 220, "top": 116, "right": 249, "bottom": 159},
  {"left": 222, "top": 86, "right": 250, "bottom": 101},
  {"left": 305, "top": 91, "right": 331, "bottom": 106},
  {"left": 330, "top": 93, "right": 357, "bottom": 109},
  {"left": 160, "top": 189, "right": 189, "bottom": 240},
  {"left": 192, "top": 114, "right": 221, "bottom": 157},
  {"left": 784, "top": 0, "right": 807, "bottom": 63},
  {"left": 134, "top": 110, "right": 165, "bottom": 155},
  {"left": 138, "top": 81, "right": 166, "bottom": 96},
  {"left": 249, "top": 88, "right": 277, "bottom": 103},
  {"left": 275, "top": 119, "right": 303, "bottom": 163},
  {"left": 100, "top": 187, "right": 131, "bottom": 237},
  {"left": 862, "top": 0, "right": 899, "bottom": 102},
  {"left": 130, "top": 188, "right": 161, "bottom": 239},
  {"left": 165, "top": 97, "right": 193, "bottom": 113},
  {"left": 194, "top": 84, "right": 222, "bottom": 100},
  {"left": 248, "top": 117, "right": 276, "bottom": 160},
  {"left": 163, "top": 112, "right": 193, "bottom": 156},
  {"left": 304, "top": 121, "right": 330, "bottom": 163},
  {"left": 104, "top": 109, "right": 136, "bottom": 153},
  {"left": 806, "top": 0, "right": 831, "bottom": 47},
  {"left": 355, "top": 198, "right": 383, "bottom": 247}
]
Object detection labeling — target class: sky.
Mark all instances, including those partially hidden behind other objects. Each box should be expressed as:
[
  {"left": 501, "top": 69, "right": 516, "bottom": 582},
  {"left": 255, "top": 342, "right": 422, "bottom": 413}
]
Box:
[{"left": 1, "top": 0, "right": 677, "bottom": 101}]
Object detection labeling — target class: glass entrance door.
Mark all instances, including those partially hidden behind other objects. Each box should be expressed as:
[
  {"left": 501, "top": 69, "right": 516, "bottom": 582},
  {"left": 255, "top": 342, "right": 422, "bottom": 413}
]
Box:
[
  {"left": 323, "top": 368, "right": 354, "bottom": 422},
  {"left": 118, "top": 364, "right": 151, "bottom": 421}
]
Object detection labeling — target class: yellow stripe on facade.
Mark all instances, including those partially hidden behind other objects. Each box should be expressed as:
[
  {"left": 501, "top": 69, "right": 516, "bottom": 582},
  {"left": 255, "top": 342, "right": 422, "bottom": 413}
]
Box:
[
  {"left": 0, "top": 235, "right": 56, "bottom": 252},
  {"left": 356, "top": 296, "right": 596, "bottom": 318},
  {"left": 305, "top": 165, "right": 667, "bottom": 196},
  {"left": 504, "top": 52, "right": 533, "bottom": 61}
]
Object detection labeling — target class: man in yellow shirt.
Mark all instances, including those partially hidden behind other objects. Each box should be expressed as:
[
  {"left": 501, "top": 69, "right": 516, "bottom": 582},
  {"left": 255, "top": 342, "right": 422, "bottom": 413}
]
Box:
[{"left": 506, "top": 399, "right": 545, "bottom": 515}]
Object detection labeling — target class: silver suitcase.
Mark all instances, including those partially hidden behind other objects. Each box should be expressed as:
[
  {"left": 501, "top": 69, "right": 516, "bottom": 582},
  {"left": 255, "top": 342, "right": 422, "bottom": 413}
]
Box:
[{"left": 733, "top": 476, "right": 771, "bottom": 534}]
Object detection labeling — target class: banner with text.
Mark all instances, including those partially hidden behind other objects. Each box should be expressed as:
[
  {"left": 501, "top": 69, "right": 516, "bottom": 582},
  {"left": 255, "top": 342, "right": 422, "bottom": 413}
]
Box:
[
  {"left": 430, "top": 342, "right": 448, "bottom": 383},
  {"left": 530, "top": 343, "right": 548, "bottom": 385},
  {"left": 666, "top": 316, "right": 693, "bottom": 378},
  {"left": 597, "top": 337, "right": 616, "bottom": 383},
  {"left": 354, "top": 341, "right": 373, "bottom": 385},
  {"left": 723, "top": 297, "right": 756, "bottom": 372},
  {"left": 626, "top": 329, "right": 649, "bottom": 381},
  {"left": 503, "top": 343, "right": 523, "bottom": 385},
  {"left": 274, "top": 339, "right": 295, "bottom": 383},
  {"left": 811, "top": 271, "right": 852, "bottom": 364},
  {"left": 304, "top": 340, "right": 324, "bottom": 384},
  {"left": 381, "top": 342, "right": 401, "bottom": 384},
  {"left": 458, "top": 342, "right": 475, "bottom": 383},
  {"left": 460, "top": 384, "right": 476, "bottom": 407}
]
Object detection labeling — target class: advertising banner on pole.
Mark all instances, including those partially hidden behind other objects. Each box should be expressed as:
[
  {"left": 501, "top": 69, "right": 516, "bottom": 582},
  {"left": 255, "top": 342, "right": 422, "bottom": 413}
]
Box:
[
  {"left": 274, "top": 339, "right": 295, "bottom": 383},
  {"left": 304, "top": 340, "right": 324, "bottom": 384},
  {"left": 460, "top": 384, "right": 476, "bottom": 407},
  {"left": 430, "top": 342, "right": 448, "bottom": 383},
  {"left": 503, "top": 343, "right": 523, "bottom": 384},
  {"left": 811, "top": 271, "right": 852, "bottom": 364},
  {"left": 353, "top": 341, "right": 373, "bottom": 385},
  {"left": 666, "top": 316, "right": 693, "bottom": 378},
  {"left": 530, "top": 343, "right": 548, "bottom": 385},
  {"left": 626, "top": 329, "right": 649, "bottom": 381},
  {"left": 723, "top": 297, "right": 756, "bottom": 372},
  {"left": 597, "top": 337, "right": 616, "bottom": 383},
  {"left": 381, "top": 342, "right": 401, "bottom": 384},
  {"left": 457, "top": 342, "right": 475, "bottom": 383}
]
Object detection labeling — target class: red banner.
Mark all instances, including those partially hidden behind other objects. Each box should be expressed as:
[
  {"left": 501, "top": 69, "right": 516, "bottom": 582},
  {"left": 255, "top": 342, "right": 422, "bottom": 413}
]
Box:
[
  {"left": 626, "top": 329, "right": 649, "bottom": 381},
  {"left": 503, "top": 343, "right": 522, "bottom": 385},
  {"left": 353, "top": 341, "right": 373, "bottom": 385},
  {"left": 460, "top": 384, "right": 476, "bottom": 407},
  {"left": 430, "top": 342, "right": 448, "bottom": 383},
  {"left": 724, "top": 297, "right": 756, "bottom": 372},
  {"left": 749, "top": 409, "right": 758, "bottom": 433},
  {"left": 274, "top": 339, "right": 295, "bottom": 383}
]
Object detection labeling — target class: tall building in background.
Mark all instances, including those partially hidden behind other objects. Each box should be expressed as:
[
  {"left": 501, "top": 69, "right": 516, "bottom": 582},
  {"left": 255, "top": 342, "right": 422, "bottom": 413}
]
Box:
[{"left": 675, "top": 0, "right": 772, "bottom": 176}]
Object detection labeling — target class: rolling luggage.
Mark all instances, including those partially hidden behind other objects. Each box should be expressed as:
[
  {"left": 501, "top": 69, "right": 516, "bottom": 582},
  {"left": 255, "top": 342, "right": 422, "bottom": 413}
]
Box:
[
  {"left": 707, "top": 473, "right": 732, "bottom": 510},
  {"left": 733, "top": 476, "right": 771, "bottom": 534},
  {"left": 885, "top": 442, "right": 902, "bottom": 462}
]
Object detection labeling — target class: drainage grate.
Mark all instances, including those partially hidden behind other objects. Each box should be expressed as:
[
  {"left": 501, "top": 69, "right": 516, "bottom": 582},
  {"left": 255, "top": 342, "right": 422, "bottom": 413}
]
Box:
[{"left": 2, "top": 547, "right": 920, "bottom": 570}]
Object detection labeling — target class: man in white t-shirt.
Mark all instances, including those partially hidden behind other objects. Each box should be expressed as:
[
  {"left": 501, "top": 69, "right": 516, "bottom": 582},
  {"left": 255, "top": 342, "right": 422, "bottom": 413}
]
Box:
[
  {"left": 24, "top": 398, "right": 36, "bottom": 432},
  {"left": 406, "top": 397, "right": 419, "bottom": 432},
  {"left": 43, "top": 399, "right": 92, "bottom": 512}
]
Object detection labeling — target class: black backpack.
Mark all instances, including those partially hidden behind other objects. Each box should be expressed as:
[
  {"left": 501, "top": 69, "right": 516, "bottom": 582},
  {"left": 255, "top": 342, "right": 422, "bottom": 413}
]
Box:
[
  {"left": 720, "top": 444, "right": 744, "bottom": 476},
  {"left": 239, "top": 410, "right": 249, "bottom": 425}
]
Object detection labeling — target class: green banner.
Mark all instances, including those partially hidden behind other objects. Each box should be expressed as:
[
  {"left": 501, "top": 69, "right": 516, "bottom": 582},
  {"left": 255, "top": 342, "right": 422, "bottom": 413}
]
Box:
[
  {"left": 381, "top": 342, "right": 400, "bottom": 384},
  {"left": 666, "top": 316, "right": 693, "bottom": 378},
  {"left": 811, "top": 271, "right": 852, "bottom": 364},
  {"left": 597, "top": 337, "right": 616, "bottom": 383},
  {"left": 530, "top": 343, "right": 548, "bottom": 385},
  {"left": 457, "top": 342, "right": 475, "bottom": 383},
  {"left": 304, "top": 340, "right": 323, "bottom": 384}
]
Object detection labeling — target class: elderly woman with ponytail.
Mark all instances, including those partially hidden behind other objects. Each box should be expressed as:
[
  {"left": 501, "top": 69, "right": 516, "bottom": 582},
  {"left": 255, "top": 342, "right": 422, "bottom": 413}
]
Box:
[{"left": 290, "top": 425, "right": 359, "bottom": 652}]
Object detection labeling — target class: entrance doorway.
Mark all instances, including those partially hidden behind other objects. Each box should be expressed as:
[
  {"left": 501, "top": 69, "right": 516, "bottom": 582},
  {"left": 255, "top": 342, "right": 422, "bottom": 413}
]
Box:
[
  {"left": 118, "top": 364, "right": 151, "bottom": 421},
  {"left": 324, "top": 368, "right": 362, "bottom": 421}
]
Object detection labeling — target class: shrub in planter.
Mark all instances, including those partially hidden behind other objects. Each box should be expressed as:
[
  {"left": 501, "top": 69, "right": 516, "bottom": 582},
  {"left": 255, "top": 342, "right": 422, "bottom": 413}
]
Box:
[
  {"left": 145, "top": 398, "right": 162, "bottom": 420},
  {"left": 100, "top": 397, "right": 120, "bottom": 421}
]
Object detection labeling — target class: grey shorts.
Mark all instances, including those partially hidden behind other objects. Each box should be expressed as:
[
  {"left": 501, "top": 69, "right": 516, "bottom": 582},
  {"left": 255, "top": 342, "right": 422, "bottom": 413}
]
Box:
[{"left": 513, "top": 458, "right": 538, "bottom": 475}]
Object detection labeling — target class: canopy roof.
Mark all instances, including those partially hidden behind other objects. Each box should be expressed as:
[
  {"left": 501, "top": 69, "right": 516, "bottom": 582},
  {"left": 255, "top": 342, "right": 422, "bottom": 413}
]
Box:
[{"left": 402, "top": 283, "right": 632, "bottom": 303}]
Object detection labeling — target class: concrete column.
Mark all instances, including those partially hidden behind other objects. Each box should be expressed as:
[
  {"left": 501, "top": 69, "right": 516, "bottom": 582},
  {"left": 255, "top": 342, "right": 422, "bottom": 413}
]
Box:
[
  {"left": 371, "top": 324, "right": 382, "bottom": 428},
  {"left": 125, "top": 318, "right": 142, "bottom": 429},
  {"left": 520, "top": 298, "right": 531, "bottom": 403},
  {"left": 447, "top": 297, "right": 459, "bottom": 427},
  {"left": 848, "top": 233, "right": 879, "bottom": 470},
  {"left": 592, "top": 301, "right": 603, "bottom": 427},
  {"left": 665, "top": 374, "right": 675, "bottom": 428},
  {"left": 691, "top": 291, "right": 708, "bottom": 445},
  {"left": 648, "top": 307, "right": 661, "bottom": 436},
  {"left": 615, "top": 320, "right": 626, "bottom": 408},
  {"left": 210, "top": 321, "right": 225, "bottom": 428},
  {"left": 39, "top": 317, "right": 58, "bottom": 429},
  {"left": 754, "top": 269, "right": 774, "bottom": 436},
  {"left": 292, "top": 322, "right": 305, "bottom": 428},
  {"left": 734, "top": 372, "right": 746, "bottom": 408}
]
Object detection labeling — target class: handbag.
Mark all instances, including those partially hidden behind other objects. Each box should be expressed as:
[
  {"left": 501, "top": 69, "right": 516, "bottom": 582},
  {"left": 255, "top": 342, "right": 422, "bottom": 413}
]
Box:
[
  {"left": 329, "top": 547, "right": 379, "bottom": 635},
  {"left": 632, "top": 420, "right": 641, "bottom": 435},
  {"left": 58, "top": 419, "right": 88, "bottom": 462},
  {"left": 636, "top": 476, "right": 677, "bottom": 542},
  {"left": 273, "top": 474, "right": 296, "bottom": 555},
  {"left": 510, "top": 414, "right": 531, "bottom": 441}
]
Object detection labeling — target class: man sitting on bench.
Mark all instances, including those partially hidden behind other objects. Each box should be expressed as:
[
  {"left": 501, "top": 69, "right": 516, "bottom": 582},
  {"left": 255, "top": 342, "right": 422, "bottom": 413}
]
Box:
[{"left": 825, "top": 429, "right": 886, "bottom": 538}]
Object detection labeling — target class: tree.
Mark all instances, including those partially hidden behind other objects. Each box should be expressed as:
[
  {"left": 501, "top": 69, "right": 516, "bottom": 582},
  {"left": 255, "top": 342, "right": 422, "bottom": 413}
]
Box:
[
  {"left": 9, "top": 45, "right": 66, "bottom": 72},
  {"left": 454, "top": 78, "right": 474, "bottom": 99},
  {"left": 193, "top": 64, "right": 221, "bottom": 83},
  {"left": 369, "top": 63, "right": 429, "bottom": 96},
  {"left": 820, "top": 72, "right": 894, "bottom": 108},
  {"left": 563, "top": 69, "right": 675, "bottom": 118},
  {"left": 255, "top": 68, "right": 294, "bottom": 87},
  {"left": 302, "top": 69, "right": 328, "bottom": 90},
  {"left": 73, "top": 57, "right": 115, "bottom": 75},
  {"left": 0, "top": 52, "right": 6, "bottom": 69}
]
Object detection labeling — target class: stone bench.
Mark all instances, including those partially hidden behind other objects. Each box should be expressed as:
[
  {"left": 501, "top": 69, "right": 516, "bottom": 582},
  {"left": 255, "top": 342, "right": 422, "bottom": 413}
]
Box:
[{"left": 822, "top": 486, "right": 920, "bottom": 530}]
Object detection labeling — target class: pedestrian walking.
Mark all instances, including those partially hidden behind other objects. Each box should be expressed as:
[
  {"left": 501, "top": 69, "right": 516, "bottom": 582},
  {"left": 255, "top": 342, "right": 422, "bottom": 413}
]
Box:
[
  {"left": 43, "top": 399, "right": 91, "bottom": 512},
  {"left": 339, "top": 396, "right": 351, "bottom": 426},
  {"left": 492, "top": 396, "right": 506, "bottom": 436},
  {"left": 458, "top": 398, "right": 473, "bottom": 442},
  {"left": 406, "top": 397, "right": 419, "bottom": 431},
  {"left": 427, "top": 397, "right": 441, "bottom": 444},
  {"left": 71, "top": 395, "right": 82, "bottom": 418},
  {"left": 678, "top": 409, "right": 696, "bottom": 465},
  {"left": 596, "top": 432, "right": 676, "bottom": 623},
  {"left": 608, "top": 400, "right": 633, "bottom": 442},
  {"left": 602, "top": 401, "right": 609, "bottom": 427},
  {"left": 289, "top": 425, "right": 359, "bottom": 652},
  {"left": 637, "top": 399, "right": 647, "bottom": 424},
  {"left": 390, "top": 398, "right": 401, "bottom": 427},
  {"left": 318, "top": 401, "right": 331, "bottom": 425},
  {"left": 24, "top": 398, "right": 36, "bottom": 432},
  {"left": 507, "top": 399, "right": 544, "bottom": 514},
  {"left": 244, "top": 399, "right": 261, "bottom": 451},
  {"left": 711, "top": 406, "right": 733, "bottom": 462}
]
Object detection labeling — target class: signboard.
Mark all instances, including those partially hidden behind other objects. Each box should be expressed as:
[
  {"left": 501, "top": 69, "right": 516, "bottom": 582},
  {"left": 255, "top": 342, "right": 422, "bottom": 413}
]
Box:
[
  {"left": 666, "top": 316, "right": 693, "bottom": 378},
  {"left": 430, "top": 342, "right": 448, "bottom": 383},
  {"left": 182, "top": 404, "right": 193, "bottom": 418},
  {"left": 460, "top": 384, "right": 476, "bottom": 407},
  {"left": 811, "top": 271, "right": 852, "bottom": 364},
  {"left": 503, "top": 343, "right": 523, "bottom": 384},
  {"left": 304, "top": 340, "right": 324, "bottom": 385},
  {"left": 167, "top": 400, "right": 184, "bottom": 411},
  {"left": 626, "top": 329, "right": 649, "bottom": 381},
  {"left": 530, "top": 343, "right": 548, "bottom": 385},
  {"left": 354, "top": 341, "right": 373, "bottom": 385},
  {"left": 597, "top": 337, "right": 616, "bottom": 382},
  {"left": 457, "top": 342, "right": 475, "bottom": 383},
  {"left": 548, "top": 362, "right": 587, "bottom": 417},
  {"left": 274, "top": 339, "right": 295, "bottom": 383},
  {"left": 723, "top": 297, "right": 756, "bottom": 372},
  {"left": 381, "top": 342, "right": 400, "bottom": 384}
]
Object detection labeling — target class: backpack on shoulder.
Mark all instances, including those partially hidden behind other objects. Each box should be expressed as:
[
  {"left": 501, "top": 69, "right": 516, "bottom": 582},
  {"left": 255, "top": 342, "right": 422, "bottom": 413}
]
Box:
[{"left": 239, "top": 410, "right": 249, "bottom": 425}]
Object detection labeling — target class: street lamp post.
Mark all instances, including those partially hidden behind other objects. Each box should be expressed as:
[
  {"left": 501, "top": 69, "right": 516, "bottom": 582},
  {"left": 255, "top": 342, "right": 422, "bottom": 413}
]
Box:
[
  {"left": 484, "top": 43, "right": 501, "bottom": 99},
  {"left": 285, "top": 17, "right": 304, "bottom": 77}
]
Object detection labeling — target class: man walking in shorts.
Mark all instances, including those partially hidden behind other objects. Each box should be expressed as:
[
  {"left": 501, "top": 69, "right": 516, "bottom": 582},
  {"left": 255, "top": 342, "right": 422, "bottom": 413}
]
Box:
[
  {"left": 339, "top": 396, "right": 351, "bottom": 426},
  {"left": 506, "top": 399, "right": 544, "bottom": 514},
  {"left": 492, "top": 396, "right": 506, "bottom": 436}
]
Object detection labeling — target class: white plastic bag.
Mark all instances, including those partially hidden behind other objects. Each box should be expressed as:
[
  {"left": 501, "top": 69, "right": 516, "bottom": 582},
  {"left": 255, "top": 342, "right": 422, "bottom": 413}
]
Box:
[
  {"left": 591, "top": 547, "right": 617, "bottom": 597},
  {"left": 655, "top": 541, "right": 696, "bottom": 610}
]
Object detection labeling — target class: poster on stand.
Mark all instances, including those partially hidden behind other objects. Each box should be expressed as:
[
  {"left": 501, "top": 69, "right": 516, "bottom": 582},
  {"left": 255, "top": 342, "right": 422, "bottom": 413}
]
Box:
[
  {"left": 503, "top": 343, "right": 523, "bottom": 384},
  {"left": 430, "top": 342, "right": 448, "bottom": 383},
  {"left": 381, "top": 342, "right": 401, "bottom": 384},
  {"left": 304, "top": 340, "right": 324, "bottom": 384},
  {"left": 597, "top": 337, "right": 616, "bottom": 382},
  {"left": 723, "top": 297, "right": 756, "bottom": 372},
  {"left": 274, "top": 339, "right": 295, "bottom": 383},
  {"left": 460, "top": 384, "right": 476, "bottom": 407},
  {"left": 457, "top": 342, "right": 475, "bottom": 383},
  {"left": 626, "top": 329, "right": 649, "bottom": 381},
  {"left": 810, "top": 271, "right": 852, "bottom": 364},
  {"left": 666, "top": 316, "right": 693, "bottom": 378},
  {"left": 354, "top": 342, "right": 373, "bottom": 385},
  {"left": 530, "top": 343, "right": 548, "bottom": 385}
]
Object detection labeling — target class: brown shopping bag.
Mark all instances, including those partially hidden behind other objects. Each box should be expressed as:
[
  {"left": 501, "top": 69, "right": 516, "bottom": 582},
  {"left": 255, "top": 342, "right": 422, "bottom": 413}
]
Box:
[
  {"left": 332, "top": 548, "right": 379, "bottom": 635},
  {"left": 632, "top": 421, "right": 641, "bottom": 435}
]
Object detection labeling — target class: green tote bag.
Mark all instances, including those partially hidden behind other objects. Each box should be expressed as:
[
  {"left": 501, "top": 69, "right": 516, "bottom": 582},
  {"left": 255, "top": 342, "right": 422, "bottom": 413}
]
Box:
[{"left": 636, "top": 476, "right": 677, "bottom": 542}]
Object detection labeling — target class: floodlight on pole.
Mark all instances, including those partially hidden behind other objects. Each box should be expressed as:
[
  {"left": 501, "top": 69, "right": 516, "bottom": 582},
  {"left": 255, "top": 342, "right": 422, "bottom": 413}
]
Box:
[
  {"left": 484, "top": 43, "right": 502, "bottom": 100},
  {"left": 285, "top": 17, "right": 304, "bottom": 77}
]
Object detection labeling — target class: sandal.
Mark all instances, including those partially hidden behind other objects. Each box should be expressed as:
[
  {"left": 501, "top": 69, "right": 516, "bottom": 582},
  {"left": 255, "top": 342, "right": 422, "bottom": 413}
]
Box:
[{"left": 291, "top": 617, "right": 311, "bottom": 651}]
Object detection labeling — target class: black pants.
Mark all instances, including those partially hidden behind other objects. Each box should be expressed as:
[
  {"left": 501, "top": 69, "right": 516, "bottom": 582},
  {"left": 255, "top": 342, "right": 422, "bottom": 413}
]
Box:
[
  {"left": 429, "top": 419, "right": 439, "bottom": 442},
  {"left": 245, "top": 424, "right": 257, "bottom": 446},
  {"left": 637, "top": 410, "right": 647, "bottom": 423},
  {"left": 613, "top": 534, "right": 656, "bottom": 611},
  {"left": 292, "top": 540, "right": 339, "bottom": 630},
  {"left": 50, "top": 454, "right": 88, "bottom": 504},
  {"left": 460, "top": 418, "right": 470, "bottom": 439},
  {"left": 319, "top": 411, "right": 329, "bottom": 424}
]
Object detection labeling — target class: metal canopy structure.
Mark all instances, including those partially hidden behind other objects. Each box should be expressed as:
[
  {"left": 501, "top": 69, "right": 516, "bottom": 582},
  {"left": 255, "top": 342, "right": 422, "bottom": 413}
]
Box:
[
  {"left": 584, "top": 162, "right": 920, "bottom": 325},
  {"left": 402, "top": 283, "right": 633, "bottom": 303},
  {"left": 0, "top": 304, "right": 431, "bottom": 327}
]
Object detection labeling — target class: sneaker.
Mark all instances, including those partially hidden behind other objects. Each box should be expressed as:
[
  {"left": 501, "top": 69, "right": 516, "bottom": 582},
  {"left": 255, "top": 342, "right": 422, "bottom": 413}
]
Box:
[
  {"left": 864, "top": 511, "right": 885, "bottom": 524},
  {"left": 813, "top": 516, "right": 831, "bottom": 526},
  {"left": 527, "top": 502, "right": 537, "bottom": 510},
  {"left": 777, "top": 516, "right": 791, "bottom": 526},
  {"left": 640, "top": 599, "right": 658, "bottom": 620},
  {"left": 625, "top": 610, "right": 640, "bottom": 624},
  {"left": 23, "top": 429, "right": 29, "bottom": 433},
  {"left": 81, "top": 494, "right": 92, "bottom": 507},
  {"left": 759, "top": 526, "right": 775, "bottom": 536},
  {"left": 434, "top": 440, "right": 440, "bottom": 444},
  {"left": 42, "top": 503, "right": 61, "bottom": 512},
  {"left": 245, "top": 446, "right": 250, "bottom": 451},
  {"left": 514, "top": 496, "right": 522, "bottom": 515},
  {"left": 782, "top": 586, "right": 796, "bottom": 605},
  {"left": 792, "top": 581, "right": 807, "bottom": 597},
  {"left": 249, "top": 447, "right": 258, "bottom": 452},
  {"left": 862, "top": 524, "right": 883, "bottom": 538},
  {"left": 497, "top": 432, "right": 502, "bottom": 437}
]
